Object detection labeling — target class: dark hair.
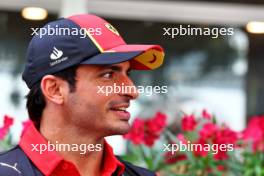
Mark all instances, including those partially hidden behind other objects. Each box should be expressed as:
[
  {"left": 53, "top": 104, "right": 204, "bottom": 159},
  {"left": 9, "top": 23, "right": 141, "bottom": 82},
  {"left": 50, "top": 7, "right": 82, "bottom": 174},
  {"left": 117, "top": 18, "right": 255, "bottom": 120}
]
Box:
[{"left": 26, "top": 66, "right": 78, "bottom": 129}]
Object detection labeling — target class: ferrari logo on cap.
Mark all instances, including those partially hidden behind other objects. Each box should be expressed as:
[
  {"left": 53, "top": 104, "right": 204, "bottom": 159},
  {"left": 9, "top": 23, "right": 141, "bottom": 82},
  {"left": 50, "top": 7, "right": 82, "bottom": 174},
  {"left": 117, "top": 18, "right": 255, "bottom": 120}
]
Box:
[{"left": 105, "top": 23, "right": 120, "bottom": 36}]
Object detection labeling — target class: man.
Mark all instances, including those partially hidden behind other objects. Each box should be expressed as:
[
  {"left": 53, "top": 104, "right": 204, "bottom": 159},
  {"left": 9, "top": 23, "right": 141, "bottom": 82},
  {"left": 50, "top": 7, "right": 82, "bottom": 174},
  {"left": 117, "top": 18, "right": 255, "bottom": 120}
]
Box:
[{"left": 0, "top": 14, "right": 164, "bottom": 176}]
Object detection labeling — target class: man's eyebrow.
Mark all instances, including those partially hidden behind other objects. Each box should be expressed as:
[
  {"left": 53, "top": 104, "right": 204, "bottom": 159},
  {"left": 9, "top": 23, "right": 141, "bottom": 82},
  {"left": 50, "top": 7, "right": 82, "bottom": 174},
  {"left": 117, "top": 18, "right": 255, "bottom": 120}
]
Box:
[
  {"left": 105, "top": 65, "right": 131, "bottom": 72},
  {"left": 108, "top": 65, "right": 122, "bottom": 71}
]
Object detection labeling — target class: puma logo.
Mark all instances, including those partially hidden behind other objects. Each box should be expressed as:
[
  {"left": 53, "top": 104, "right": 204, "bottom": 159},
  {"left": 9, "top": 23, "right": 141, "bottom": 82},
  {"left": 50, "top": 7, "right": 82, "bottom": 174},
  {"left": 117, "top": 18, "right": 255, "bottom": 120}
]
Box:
[{"left": 0, "top": 162, "right": 22, "bottom": 174}]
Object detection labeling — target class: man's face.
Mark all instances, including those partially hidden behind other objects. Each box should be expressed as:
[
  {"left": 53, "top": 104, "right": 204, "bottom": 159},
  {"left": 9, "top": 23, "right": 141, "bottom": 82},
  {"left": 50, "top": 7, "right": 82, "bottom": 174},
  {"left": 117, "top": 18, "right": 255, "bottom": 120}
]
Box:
[{"left": 63, "top": 61, "right": 138, "bottom": 137}]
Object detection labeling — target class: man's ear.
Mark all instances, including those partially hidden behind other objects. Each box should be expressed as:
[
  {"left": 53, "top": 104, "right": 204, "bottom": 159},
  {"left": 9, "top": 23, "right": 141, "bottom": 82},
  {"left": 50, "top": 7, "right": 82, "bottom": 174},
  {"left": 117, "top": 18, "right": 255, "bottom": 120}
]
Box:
[{"left": 40, "top": 75, "right": 67, "bottom": 105}]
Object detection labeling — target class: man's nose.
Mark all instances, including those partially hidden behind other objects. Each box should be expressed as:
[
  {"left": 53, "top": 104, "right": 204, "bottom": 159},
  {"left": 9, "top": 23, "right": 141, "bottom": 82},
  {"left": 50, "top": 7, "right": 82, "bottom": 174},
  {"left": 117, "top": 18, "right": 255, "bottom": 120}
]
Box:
[{"left": 118, "top": 76, "right": 139, "bottom": 100}]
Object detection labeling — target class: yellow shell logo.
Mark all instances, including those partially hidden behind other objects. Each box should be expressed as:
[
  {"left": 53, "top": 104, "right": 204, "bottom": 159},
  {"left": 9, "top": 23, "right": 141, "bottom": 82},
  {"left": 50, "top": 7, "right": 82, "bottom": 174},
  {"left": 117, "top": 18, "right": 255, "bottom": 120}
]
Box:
[{"left": 105, "top": 23, "right": 120, "bottom": 36}]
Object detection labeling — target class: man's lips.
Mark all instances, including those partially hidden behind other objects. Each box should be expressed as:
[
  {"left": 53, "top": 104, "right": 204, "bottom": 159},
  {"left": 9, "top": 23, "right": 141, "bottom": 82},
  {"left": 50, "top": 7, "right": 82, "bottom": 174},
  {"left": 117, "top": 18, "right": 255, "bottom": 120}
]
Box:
[
  {"left": 110, "top": 104, "right": 129, "bottom": 111},
  {"left": 109, "top": 104, "right": 130, "bottom": 120}
]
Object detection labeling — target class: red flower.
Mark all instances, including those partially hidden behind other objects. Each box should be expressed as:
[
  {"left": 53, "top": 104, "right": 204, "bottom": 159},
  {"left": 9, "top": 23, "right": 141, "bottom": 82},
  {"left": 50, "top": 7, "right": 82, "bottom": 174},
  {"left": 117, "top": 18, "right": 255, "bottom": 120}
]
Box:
[
  {"left": 124, "top": 112, "right": 167, "bottom": 147},
  {"left": 197, "top": 123, "right": 238, "bottom": 160},
  {"left": 3, "top": 115, "right": 13, "bottom": 127},
  {"left": 177, "top": 134, "right": 187, "bottom": 144},
  {"left": 213, "top": 127, "right": 238, "bottom": 160},
  {"left": 243, "top": 116, "right": 264, "bottom": 152},
  {"left": 146, "top": 112, "right": 166, "bottom": 133},
  {"left": 164, "top": 151, "right": 187, "bottom": 164},
  {"left": 217, "top": 165, "right": 225, "bottom": 171},
  {"left": 144, "top": 133, "right": 159, "bottom": 147},
  {"left": 0, "top": 128, "right": 8, "bottom": 140},
  {"left": 202, "top": 109, "right": 212, "bottom": 120},
  {"left": 206, "top": 165, "right": 226, "bottom": 174},
  {"left": 0, "top": 115, "right": 14, "bottom": 140},
  {"left": 214, "top": 150, "right": 229, "bottom": 160},
  {"left": 214, "top": 127, "right": 238, "bottom": 145},
  {"left": 144, "top": 112, "right": 167, "bottom": 147},
  {"left": 199, "top": 123, "right": 218, "bottom": 140},
  {"left": 193, "top": 138, "right": 209, "bottom": 157},
  {"left": 123, "top": 118, "right": 145, "bottom": 145},
  {"left": 182, "top": 114, "right": 197, "bottom": 131}
]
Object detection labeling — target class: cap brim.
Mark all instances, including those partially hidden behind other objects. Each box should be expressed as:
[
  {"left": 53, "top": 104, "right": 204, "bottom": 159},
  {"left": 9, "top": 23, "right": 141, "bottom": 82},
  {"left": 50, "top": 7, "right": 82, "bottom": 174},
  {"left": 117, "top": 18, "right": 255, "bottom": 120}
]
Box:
[{"left": 81, "top": 44, "right": 164, "bottom": 70}]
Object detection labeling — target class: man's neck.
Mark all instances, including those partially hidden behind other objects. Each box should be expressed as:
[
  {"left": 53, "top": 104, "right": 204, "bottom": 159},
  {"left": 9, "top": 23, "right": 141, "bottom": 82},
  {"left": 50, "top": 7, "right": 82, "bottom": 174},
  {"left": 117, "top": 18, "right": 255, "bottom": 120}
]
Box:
[{"left": 40, "top": 117, "right": 105, "bottom": 176}]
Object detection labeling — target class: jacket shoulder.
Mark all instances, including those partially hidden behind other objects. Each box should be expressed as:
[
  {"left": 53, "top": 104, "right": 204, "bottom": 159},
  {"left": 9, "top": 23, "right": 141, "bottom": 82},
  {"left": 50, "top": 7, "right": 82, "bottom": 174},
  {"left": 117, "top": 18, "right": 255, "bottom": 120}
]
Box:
[{"left": 0, "top": 146, "right": 42, "bottom": 176}]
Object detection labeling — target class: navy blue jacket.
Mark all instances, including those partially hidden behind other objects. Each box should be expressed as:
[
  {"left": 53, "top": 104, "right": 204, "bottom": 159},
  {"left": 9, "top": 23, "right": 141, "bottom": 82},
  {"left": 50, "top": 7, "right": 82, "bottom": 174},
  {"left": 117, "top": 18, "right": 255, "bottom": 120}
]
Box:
[{"left": 0, "top": 146, "right": 156, "bottom": 176}]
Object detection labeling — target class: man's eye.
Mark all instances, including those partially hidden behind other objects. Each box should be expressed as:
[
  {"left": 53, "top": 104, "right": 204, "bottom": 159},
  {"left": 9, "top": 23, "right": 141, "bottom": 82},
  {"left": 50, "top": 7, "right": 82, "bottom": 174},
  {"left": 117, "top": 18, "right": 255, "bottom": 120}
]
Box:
[{"left": 102, "top": 72, "right": 113, "bottom": 79}]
